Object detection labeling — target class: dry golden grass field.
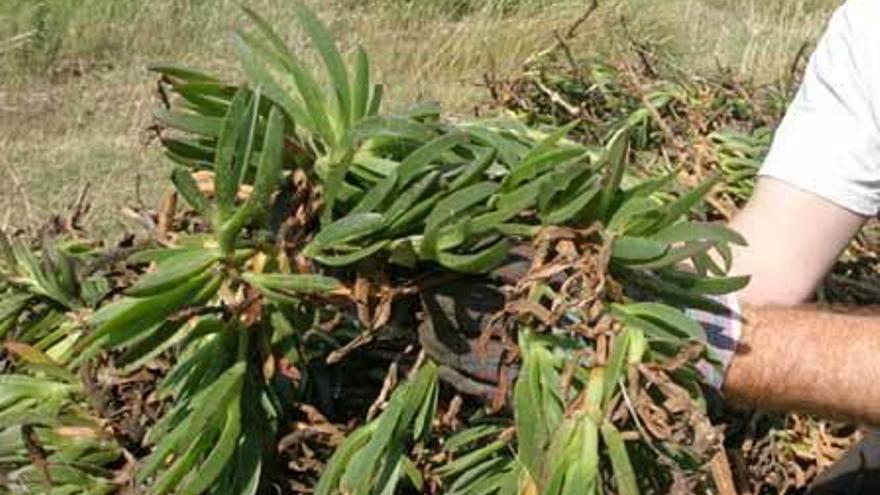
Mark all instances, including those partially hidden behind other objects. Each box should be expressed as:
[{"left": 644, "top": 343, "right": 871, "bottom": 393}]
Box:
[{"left": 0, "top": 0, "right": 838, "bottom": 236}]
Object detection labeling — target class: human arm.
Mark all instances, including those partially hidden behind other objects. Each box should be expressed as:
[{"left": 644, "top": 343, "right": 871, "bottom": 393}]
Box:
[
  {"left": 727, "top": 178, "right": 866, "bottom": 306},
  {"left": 715, "top": 0, "right": 880, "bottom": 424},
  {"left": 720, "top": 177, "right": 879, "bottom": 423},
  {"left": 723, "top": 303, "right": 880, "bottom": 425}
]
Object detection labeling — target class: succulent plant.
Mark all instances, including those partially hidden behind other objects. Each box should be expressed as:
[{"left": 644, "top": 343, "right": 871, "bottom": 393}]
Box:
[{"left": 0, "top": 3, "right": 749, "bottom": 494}]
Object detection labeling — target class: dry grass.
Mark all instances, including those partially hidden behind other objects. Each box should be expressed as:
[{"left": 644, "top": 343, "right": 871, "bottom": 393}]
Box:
[
  {"left": 628, "top": 0, "right": 840, "bottom": 80},
  {"left": 0, "top": 0, "right": 839, "bottom": 236}
]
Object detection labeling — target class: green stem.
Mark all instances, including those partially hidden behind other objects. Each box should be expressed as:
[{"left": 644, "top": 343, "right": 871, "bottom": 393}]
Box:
[
  {"left": 236, "top": 322, "right": 249, "bottom": 363},
  {"left": 585, "top": 366, "right": 605, "bottom": 421}
]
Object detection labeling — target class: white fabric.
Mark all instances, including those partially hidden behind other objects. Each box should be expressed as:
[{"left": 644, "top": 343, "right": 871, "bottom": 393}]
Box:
[{"left": 760, "top": 0, "right": 880, "bottom": 216}]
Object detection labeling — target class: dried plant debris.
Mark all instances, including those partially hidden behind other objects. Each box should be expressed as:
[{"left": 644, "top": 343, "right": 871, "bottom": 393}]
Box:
[
  {"left": 484, "top": 42, "right": 793, "bottom": 220},
  {"left": 482, "top": 30, "right": 876, "bottom": 495}
]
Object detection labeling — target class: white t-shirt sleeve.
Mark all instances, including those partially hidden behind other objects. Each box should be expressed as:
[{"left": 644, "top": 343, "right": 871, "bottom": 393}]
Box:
[{"left": 760, "top": 0, "right": 880, "bottom": 216}]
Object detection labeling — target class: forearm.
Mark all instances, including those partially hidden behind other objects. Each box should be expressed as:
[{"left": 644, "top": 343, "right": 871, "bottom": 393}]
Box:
[{"left": 723, "top": 304, "right": 880, "bottom": 425}]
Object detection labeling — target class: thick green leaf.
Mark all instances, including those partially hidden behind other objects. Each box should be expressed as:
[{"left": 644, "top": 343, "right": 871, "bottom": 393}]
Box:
[
  {"left": 177, "top": 96, "right": 229, "bottom": 120},
  {"left": 312, "top": 240, "right": 390, "bottom": 266},
  {"left": 386, "top": 197, "right": 441, "bottom": 238},
  {"left": 619, "top": 170, "right": 675, "bottom": 210},
  {"left": 602, "top": 328, "right": 630, "bottom": 407},
  {"left": 463, "top": 125, "right": 525, "bottom": 167},
  {"left": 448, "top": 147, "right": 497, "bottom": 190},
  {"left": 398, "top": 132, "right": 469, "bottom": 186},
  {"left": 409, "top": 362, "right": 438, "bottom": 441},
  {"left": 82, "top": 271, "right": 218, "bottom": 356},
  {"left": 241, "top": 104, "right": 284, "bottom": 213},
  {"left": 228, "top": 393, "right": 265, "bottom": 495},
  {"left": 615, "top": 267, "right": 733, "bottom": 316},
  {"left": 506, "top": 147, "right": 585, "bottom": 199},
  {"left": 233, "top": 86, "right": 262, "bottom": 192},
  {"left": 177, "top": 397, "right": 242, "bottom": 495},
  {"left": 156, "top": 326, "right": 233, "bottom": 402},
  {"left": 597, "top": 126, "right": 630, "bottom": 219},
  {"left": 243, "top": 272, "right": 341, "bottom": 295},
  {"left": 171, "top": 167, "right": 212, "bottom": 219},
  {"left": 610, "top": 309, "right": 685, "bottom": 345},
  {"left": 444, "top": 425, "right": 505, "bottom": 454},
  {"left": 151, "top": 429, "right": 216, "bottom": 495},
  {"left": 713, "top": 241, "right": 734, "bottom": 273},
  {"left": 351, "top": 172, "right": 398, "bottom": 214},
  {"left": 352, "top": 47, "right": 371, "bottom": 121},
  {"left": 436, "top": 239, "right": 509, "bottom": 274},
  {"left": 233, "top": 33, "right": 315, "bottom": 135},
  {"left": 292, "top": 0, "right": 351, "bottom": 128},
  {"left": 175, "top": 83, "right": 235, "bottom": 115},
  {"left": 657, "top": 174, "right": 720, "bottom": 228},
  {"left": 241, "top": 6, "right": 294, "bottom": 63},
  {"left": 657, "top": 269, "right": 750, "bottom": 295},
  {"left": 0, "top": 293, "right": 31, "bottom": 323},
  {"left": 155, "top": 108, "right": 222, "bottom": 138},
  {"left": 536, "top": 158, "right": 592, "bottom": 213},
  {"left": 624, "top": 241, "right": 713, "bottom": 270},
  {"left": 611, "top": 236, "right": 668, "bottom": 262},
  {"left": 651, "top": 221, "right": 746, "bottom": 246},
  {"left": 468, "top": 174, "right": 552, "bottom": 233},
  {"left": 345, "top": 116, "right": 435, "bottom": 146},
  {"left": 446, "top": 458, "right": 510, "bottom": 494},
  {"left": 349, "top": 161, "right": 386, "bottom": 185},
  {"left": 148, "top": 65, "right": 219, "bottom": 83},
  {"left": 385, "top": 171, "right": 438, "bottom": 223},
  {"left": 493, "top": 173, "right": 548, "bottom": 213},
  {"left": 401, "top": 100, "right": 440, "bottom": 121},
  {"left": 615, "top": 302, "right": 705, "bottom": 344},
  {"left": 125, "top": 248, "right": 220, "bottom": 298},
  {"left": 166, "top": 148, "right": 211, "bottom": 170},
  {"left": 162, "top": 137, "right": 215, "bottom": 163},
  {"left": 400, "top": 457, "right": 424, "bottom": 493},
  {"left": 607, "top": 197, "right": 661, "bottom": 232},
  {"left": 244, "top": 28, "right": 336, "bottom": 145},
  {"left": 452, "top": 465, "right": 519, "bottom": 495},
  {"left": 504, "top": 121, "right": 579, "bottom": 190},
  {"left": 340, "top": 393, "right": 406, "bottom": 490},
  {"left": 602, "top": 423, "right": 639, "bottom": 495},
  {"left": 541, "top": 176, "right": 601, "bottom": 225},
  {"left": 436, "top": 440, "right": 509, "bottom": 478},
  {"left": 354, "top": 153, "right": 398, "bottom": 176},
  {"left": 306, "top": 213, "right": 385, "bottom": 253},
  {"left": 422, "top": 182, "right": 498, "bottom": 256},
  {"left": 116, "top": 320, "right": 189, "bottom": 373},
  {"left": 220, "top": 105, "right": 286, "bottom": 249},
  {"left": 138, "top": 362, "right": 245, "bottom": 484},
  {"left": 514, "top": 332, "right": 564, "bottom": 482},
  {"left": 565, "top": 414, "right": 600, "bottom": 495},
  {"left": 367, "top": 83, "right": 384, "bottom": 116},
  {"left": 319, "top": 149, "right": 356, "bottom": 225},
  {"left": 214, "top": 88, "right": 251, "bottom": 219},
  {"left": 435, "top": 220, "right": 470, "bottom": 252},
  {"left": 316, "top": 425, "right": 375, "bottom": 495}
]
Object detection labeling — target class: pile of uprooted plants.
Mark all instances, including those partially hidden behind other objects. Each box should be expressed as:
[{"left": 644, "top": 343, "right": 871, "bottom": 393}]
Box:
[
  {"left": 0, "top": 3, "right": 875, "bottom": 495},
  {"left": 485, "top": 25, "right": 880, "bottom": 495}
]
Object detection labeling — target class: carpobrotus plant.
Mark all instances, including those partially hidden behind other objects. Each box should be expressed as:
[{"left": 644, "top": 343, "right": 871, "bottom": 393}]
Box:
[{"left": 0, "top": 3, "right": 747, "bottom": 493}]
